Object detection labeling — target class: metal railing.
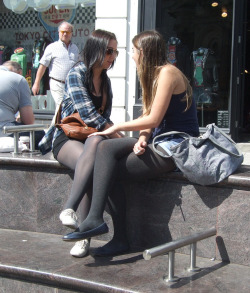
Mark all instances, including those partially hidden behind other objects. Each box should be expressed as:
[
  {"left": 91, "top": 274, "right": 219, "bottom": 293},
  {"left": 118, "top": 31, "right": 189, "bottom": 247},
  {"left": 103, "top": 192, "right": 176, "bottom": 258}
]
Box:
[
  {"left": 143, "top": 227, "right": 216, "bottom": 282},
  {"left": 3, "top": 124, "right": 45, "bottom": 154}
]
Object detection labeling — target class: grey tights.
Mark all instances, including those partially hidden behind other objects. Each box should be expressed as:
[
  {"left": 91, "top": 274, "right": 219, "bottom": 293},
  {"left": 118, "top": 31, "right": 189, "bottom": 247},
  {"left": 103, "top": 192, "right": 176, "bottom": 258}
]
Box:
[
  {"left": 57, "top": 135, "right": 105, "bottom": 213},
  {"left": 78, "top": 137, "right": 176, "bottom": 232}
]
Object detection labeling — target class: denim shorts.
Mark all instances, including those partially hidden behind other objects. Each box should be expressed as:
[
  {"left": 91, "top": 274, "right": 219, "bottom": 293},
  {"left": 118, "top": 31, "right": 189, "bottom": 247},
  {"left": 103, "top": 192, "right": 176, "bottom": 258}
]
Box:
[{"left": 154, "top": 135, "right": 184, "bottom": 156}]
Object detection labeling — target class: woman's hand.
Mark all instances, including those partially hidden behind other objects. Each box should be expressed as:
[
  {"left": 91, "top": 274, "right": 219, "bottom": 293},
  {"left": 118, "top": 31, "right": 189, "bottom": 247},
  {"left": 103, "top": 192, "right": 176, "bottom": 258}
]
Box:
[
  {"left": 133, "top": 140, "right": 147, "bottom": 155},
  {"left": 88, "top": 124, "right": 118, "bottom": 138}
]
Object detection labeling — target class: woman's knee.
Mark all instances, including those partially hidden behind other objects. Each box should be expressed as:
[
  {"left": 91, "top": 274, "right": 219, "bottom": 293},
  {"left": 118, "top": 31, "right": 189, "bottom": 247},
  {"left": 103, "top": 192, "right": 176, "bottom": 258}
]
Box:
[
  {"left": 97, "top": 137, "right": 114, "bottom": 152},
  {"left": 85, "top": 135, "right": 106, "bottom": 147},
  {"left": 57, "top": 140, "right": 85, "bottom": 168}
]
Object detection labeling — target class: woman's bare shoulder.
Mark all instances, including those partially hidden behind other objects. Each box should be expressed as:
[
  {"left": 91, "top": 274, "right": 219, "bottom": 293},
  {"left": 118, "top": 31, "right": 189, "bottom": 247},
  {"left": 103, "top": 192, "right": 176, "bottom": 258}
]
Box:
[
  {"left": 159, "top": 64, "right": 186, "bottom": 92},
  {"left": 160, "top": 64, "right": 181, "bottom": 76}
]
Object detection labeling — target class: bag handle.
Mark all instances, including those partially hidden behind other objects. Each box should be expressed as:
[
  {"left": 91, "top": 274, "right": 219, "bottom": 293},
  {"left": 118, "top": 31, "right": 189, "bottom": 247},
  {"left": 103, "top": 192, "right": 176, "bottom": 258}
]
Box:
[
  {"left": 152, "top": 131, "right": 191, "bottom": 158},
  {"left": 206, "top": 124, "right": 243, "bottom": 158},
  {"left": 55, "top": 103, "right": 62, "bottom": 125},
  {"left": 152, "top": 125, "right": 243, "bottom": 159},
  {"left": 98, "top": 91, "right": 107, "bottom": 115},
  {"left": 55, "top": 104, "right": 86, "bottom": 128},
  {"left": 55, "top": 83, "right": 108, "bottom": 127},
  {"left": 98, "top": 82, "right": 109, "bottom": 115}
]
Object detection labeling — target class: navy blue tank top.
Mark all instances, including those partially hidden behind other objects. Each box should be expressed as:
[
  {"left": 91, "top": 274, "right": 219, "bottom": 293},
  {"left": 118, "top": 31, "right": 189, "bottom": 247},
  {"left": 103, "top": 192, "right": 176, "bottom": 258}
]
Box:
[{"left": 150, "top": 92, "right": 199, "bottom": 142}]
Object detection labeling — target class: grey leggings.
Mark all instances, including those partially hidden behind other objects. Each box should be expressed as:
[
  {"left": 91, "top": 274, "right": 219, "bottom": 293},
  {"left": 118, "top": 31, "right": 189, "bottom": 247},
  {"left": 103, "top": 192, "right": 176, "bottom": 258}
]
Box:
[
  {"left": 77, "top": 136, "right": 176, "bottom": 232},
  {"left": 56, "top": 135, "right": 105, "bottom": 215}
]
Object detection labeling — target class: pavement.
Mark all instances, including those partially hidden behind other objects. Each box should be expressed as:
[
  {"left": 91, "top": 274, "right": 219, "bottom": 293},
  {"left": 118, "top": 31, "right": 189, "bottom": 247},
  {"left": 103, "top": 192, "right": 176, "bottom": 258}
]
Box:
[
  {"left": 0, "top": 229, "right": 249, "bottom": 293},
  {"left": 237, "top": 143, "right": 250, "bottom": 165}
]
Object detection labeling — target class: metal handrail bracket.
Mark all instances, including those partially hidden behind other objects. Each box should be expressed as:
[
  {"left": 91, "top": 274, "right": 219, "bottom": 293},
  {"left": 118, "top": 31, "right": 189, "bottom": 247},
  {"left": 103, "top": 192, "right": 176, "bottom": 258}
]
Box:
[
  {"left": 3, "top": 124, "right": 45, "bottom": 154},
  {"left": 143, "top": 227, "right": 216, "bottom": 283}
]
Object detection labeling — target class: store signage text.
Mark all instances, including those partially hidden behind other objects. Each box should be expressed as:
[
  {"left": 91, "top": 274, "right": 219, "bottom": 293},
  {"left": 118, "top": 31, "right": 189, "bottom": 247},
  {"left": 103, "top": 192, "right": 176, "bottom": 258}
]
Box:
[
  {"left": 15, "top": 29, "right": 90, "bottom": 41},
  {"left": 42, "top": 6, "right": 73, "bottom": 25},
  {"left": 38, "top": 6, "right": 76, "bottom": 41}
]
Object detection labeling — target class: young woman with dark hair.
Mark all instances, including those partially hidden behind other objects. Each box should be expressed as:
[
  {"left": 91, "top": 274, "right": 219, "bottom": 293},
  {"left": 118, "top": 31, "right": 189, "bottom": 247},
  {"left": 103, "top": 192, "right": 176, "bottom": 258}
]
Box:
[
  {"left": 62, "top": 30, "right": 199, "bottom": 257},
  {"left": 39, "top": 29, "right": 122, "bottom": 257}
]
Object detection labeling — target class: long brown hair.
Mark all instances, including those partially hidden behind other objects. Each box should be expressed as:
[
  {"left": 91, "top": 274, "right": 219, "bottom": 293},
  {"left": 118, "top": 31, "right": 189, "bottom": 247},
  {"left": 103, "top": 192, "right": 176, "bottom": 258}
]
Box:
[
  {"left": 82, "top": 29, "right": 117, "bottom": 95},
  {"left": 132, "top": 30, "right": 192, "bottom": 115}
]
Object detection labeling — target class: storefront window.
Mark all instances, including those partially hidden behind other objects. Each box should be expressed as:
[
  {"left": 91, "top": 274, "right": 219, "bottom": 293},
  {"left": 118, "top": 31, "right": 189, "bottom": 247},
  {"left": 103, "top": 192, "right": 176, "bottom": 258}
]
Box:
[
  {"left": 0, "top": 4, "right": 96, "bottom": 116},
  {"left": 155, "top": 0, "right": 233, "bottom": 128}
]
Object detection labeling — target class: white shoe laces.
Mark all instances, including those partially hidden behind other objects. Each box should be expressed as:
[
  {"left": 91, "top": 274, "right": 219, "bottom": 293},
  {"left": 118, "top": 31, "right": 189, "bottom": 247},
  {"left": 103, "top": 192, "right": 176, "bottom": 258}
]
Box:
[
  {"left": 75, "top": 239, "right": 89, "bottom": 248},
  {"left": 61, "top": 209, "right": 77, "bottom": 220}
]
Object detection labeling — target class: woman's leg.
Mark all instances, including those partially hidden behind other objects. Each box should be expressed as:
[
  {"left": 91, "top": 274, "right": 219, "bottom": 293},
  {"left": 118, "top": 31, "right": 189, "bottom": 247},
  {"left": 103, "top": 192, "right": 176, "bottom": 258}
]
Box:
[
  {"left": 77, "top": 137, "right": 136, "bottom": 230},
  {"left": 58, "top": 136, "right": 104, "bottom": 256},
  {"left": 91, "top": 181, "right": 129, "bottom": 256},
  {"left": 70, "top": 188, "right": 92, "bottom": 257},
  {"left": 64, "top": 137, "right": 175, "bottom": 240},
  {"left": 57, "top": 138, "right": 91, "bottom": 228},
  {"left": 78, "top": 187, "right": 92, "bottom": 222},
  {"left": 57, "top": 135, "right": 105, "bottom": 211}
]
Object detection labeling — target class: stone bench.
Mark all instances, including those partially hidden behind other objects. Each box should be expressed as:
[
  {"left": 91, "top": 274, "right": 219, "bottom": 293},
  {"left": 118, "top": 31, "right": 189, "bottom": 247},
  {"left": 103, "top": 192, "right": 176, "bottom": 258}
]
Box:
[{"left": 0, "top": 152, "right": 249, "bottom": 267}]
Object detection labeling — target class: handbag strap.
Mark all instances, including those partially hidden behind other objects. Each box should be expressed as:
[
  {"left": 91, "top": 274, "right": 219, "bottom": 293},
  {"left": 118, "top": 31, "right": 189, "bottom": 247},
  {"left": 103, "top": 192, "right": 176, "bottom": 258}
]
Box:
[
  {"left": 55, "top": 103, "right": 62, "bottom": 125},
  {"left": 152, "top": 131, "right": 191, "bottom": 158},
  {"left": 205, "top": 124, "right": 243, "bottom": 158},
  {"left": 98, "top": 91, "right": 107, "bottom": 115}
]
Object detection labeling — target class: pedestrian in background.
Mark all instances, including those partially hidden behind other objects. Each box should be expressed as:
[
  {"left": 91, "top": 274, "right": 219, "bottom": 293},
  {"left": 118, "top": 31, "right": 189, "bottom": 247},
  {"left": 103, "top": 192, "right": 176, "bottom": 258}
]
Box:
[{"left": 32, "top": 21, "right": 79, "bottom": 123}]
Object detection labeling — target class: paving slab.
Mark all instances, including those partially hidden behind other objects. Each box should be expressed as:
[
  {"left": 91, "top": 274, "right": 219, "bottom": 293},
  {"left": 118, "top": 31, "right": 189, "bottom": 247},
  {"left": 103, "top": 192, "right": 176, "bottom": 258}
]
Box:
[{"left": 0, "top": 229, "right": 249, "bottom": 293}]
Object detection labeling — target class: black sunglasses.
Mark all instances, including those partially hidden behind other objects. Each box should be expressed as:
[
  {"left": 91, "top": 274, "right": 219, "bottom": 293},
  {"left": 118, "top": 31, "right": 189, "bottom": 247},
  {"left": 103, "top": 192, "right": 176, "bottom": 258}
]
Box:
[{"left": 106, "top": 47, "right": 119, "bottom": 57}]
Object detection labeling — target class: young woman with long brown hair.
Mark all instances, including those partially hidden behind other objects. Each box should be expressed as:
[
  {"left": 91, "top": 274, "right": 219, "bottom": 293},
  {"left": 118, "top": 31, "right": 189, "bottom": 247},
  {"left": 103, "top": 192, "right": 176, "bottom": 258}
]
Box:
[{"left": 39, "top": 29, "right": 122, "bottom": 257}]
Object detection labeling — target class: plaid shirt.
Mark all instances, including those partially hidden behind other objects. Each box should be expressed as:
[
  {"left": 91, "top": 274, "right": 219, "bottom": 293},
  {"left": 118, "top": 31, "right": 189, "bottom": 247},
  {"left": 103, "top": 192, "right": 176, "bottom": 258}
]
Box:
[{"left": 39, "top": 62, "right": 113, "bottom": 154}]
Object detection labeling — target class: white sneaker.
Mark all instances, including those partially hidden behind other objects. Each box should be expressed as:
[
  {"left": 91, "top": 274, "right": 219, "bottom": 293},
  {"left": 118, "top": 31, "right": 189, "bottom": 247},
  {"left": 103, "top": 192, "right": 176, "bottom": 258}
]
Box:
[
  {"left": 70, "top": 239, "right": 90, "bottom": 258},
  {"left": 59, "top": 208, "right": 78, "bottom": 229}
]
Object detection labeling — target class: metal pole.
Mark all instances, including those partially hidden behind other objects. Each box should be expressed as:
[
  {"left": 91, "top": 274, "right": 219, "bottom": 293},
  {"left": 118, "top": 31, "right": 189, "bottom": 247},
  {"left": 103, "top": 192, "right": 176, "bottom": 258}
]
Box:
[
  {"left": 188, "top": 242, "right": 201, "bottom": 272},
  {"left": 143, "top": 227, "right": 216, "bottom": 260},
  {"left": 164, "top": 251, "right": 179, "bottom": 282},
  {"left": 13, "top": 132, "right": 19, "bottom": 154},
  {"left": 30, "top": 131, "right": 35, "bottom": 151}
]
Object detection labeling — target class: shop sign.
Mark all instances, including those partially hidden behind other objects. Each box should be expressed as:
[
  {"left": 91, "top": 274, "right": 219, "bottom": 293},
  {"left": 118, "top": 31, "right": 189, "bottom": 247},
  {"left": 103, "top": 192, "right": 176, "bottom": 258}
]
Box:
[
  {"left": 217, "top": 110, "right": 229, "bottom": 128},
  {"left": 38, "top": 5, "right": 76, "bottom": 41}
]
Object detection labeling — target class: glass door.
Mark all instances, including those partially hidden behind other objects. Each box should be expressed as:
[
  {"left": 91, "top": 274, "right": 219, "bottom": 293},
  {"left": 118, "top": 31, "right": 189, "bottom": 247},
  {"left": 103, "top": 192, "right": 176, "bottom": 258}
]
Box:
[
  {"left": 155, "top": 0, "right": 233, "bottom": 130},
  {"left": 237, "top": 0, "right": 249, "bottom": 142}
]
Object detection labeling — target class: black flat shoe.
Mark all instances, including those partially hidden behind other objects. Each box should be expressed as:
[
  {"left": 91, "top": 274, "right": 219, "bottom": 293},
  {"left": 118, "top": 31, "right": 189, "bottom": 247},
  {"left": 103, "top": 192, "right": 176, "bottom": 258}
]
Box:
[
  {"left": 63, "top": 223, "right": 109, "bottom": 241},
  {"left": 91, "top": 243, "right": 130, "bottom": 257}
]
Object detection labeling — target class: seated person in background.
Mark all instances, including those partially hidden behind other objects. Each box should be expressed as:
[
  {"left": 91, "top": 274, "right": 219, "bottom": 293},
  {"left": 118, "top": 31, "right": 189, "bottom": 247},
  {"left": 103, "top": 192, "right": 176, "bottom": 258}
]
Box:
[{"left": 0, "top": 61, "right": 45, "bottom": 149}]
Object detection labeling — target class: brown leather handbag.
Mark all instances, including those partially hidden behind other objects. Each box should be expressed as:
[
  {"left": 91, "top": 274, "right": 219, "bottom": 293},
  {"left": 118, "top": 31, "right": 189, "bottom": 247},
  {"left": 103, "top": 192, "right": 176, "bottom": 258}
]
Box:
[{"left": 55, "top": 105, "right": 98, "bottom": 141}]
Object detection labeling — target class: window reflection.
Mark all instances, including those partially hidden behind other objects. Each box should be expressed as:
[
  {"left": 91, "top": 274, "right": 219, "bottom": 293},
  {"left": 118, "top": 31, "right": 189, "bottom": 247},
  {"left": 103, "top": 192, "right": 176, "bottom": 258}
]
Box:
[{"left": 156, "top": 0, "right": 233, "bottom": 128}]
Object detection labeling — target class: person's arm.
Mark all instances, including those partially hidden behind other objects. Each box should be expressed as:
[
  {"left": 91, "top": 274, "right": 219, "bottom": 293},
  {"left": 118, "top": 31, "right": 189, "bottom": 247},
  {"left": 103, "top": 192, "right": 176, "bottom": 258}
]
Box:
[
  {"left": 32, "top": 64, "right": 47, "bottom": 95},
  {"left": 19, "top": 78, "right": 35, "bottom": 124},
  {"left": 66, "top": 68, "right": 121, "bottom": 138},
  {"left": 89, "top": 66, "right": 177, "bottom": 137},
  {"left": 102, "top": 123, "right": 123, "bottom": 138},
  {"left": 19, "top": 105, "right": 35, "bottom": 124},
  {"left": 133, "top": 129, "right": 152, "bottom": 155}
]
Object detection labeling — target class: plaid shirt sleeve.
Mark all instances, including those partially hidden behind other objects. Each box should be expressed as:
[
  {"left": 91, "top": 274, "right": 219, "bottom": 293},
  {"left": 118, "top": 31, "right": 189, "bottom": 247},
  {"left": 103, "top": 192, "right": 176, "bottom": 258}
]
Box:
[
  {"left": 62, "top": 63, "right": 111, "bottom": 130},
  {"left": 39, "top": 63, "right": 114, "bottom": 154},
  {"left": 38, "top": 124, "right": 55, "bottom": 154}
]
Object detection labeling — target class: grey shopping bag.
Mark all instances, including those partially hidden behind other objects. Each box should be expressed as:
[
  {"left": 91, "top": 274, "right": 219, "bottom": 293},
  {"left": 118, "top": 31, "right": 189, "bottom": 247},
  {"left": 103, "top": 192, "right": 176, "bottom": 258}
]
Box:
[{"left": 153, "top": 123, "right": 244, "bottom": 185}]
